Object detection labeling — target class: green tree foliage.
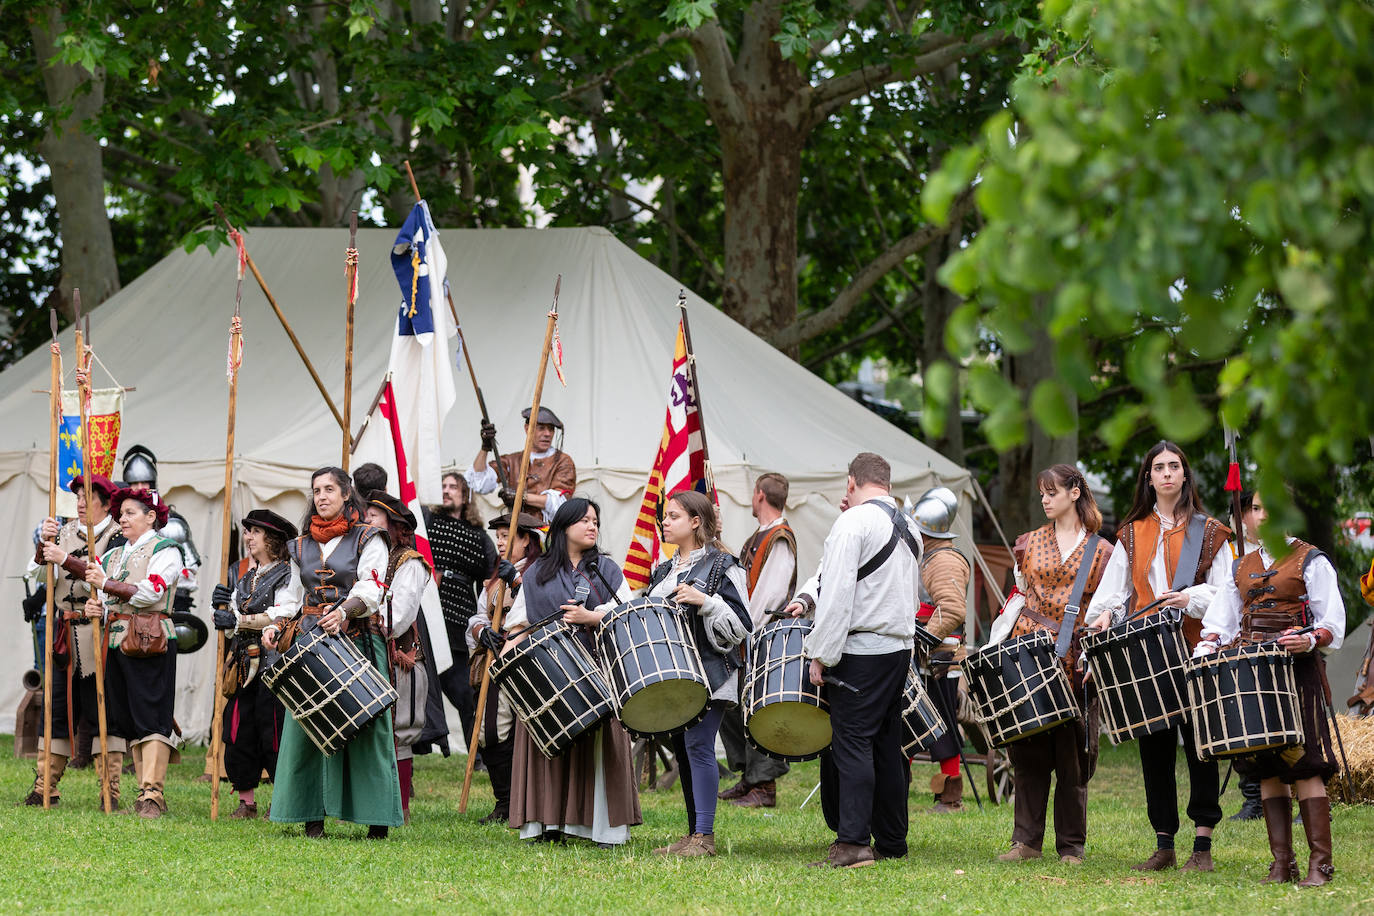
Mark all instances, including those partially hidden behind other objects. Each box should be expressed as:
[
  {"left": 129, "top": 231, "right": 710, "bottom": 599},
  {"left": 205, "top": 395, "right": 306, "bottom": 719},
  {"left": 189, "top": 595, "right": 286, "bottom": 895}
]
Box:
[{"left": 925, "top": 0, "right": 1374, "bottom": 539}]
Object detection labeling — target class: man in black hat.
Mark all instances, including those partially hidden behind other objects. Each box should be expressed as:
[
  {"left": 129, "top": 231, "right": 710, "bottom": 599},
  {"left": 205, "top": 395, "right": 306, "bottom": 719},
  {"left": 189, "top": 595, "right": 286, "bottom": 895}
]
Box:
[
  {"left": 466, "top": 406, "right": 577, "bottom": 525},
  {"left": 209, "top": 508, "right": 296, "bottom": 818},
  {"left": 425, "top": 471, "right": 497, "bottom": 755}
]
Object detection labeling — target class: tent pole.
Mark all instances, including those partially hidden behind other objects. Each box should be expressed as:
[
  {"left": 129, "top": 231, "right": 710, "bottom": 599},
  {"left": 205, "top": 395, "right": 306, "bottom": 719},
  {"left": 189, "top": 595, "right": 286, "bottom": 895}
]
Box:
[
  {"left": 676, "top": 291, "right": 716, "bottom": 499},
  {"left": 342, "top": 211, "right": 359, "bottom": 470},
  {"left": 40, "top": 310, "right": 61, "bottom": 810}
]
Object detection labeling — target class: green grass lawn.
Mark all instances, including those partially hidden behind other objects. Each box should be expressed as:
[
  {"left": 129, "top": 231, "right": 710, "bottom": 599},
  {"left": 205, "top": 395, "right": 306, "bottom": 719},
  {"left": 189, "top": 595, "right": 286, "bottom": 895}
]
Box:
[{"left": 1, "top": 735, "right": 1369, "bottom": 914}]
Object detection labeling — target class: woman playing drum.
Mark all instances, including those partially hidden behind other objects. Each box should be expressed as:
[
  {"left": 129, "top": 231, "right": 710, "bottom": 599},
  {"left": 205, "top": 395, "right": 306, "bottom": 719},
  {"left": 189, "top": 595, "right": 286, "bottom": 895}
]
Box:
[
  {"left": 647, "top": 490, "right": 751, "bottom": 858},
  {"left": 261, "top": 467, "right": 403, "bottom": 839},
  {"left": 1196, "top": 490, "right": 1346, "bottom": 887},
  {"left": 500, "top": 497, "right": 641, "bottom": 846},
  {"left": 467, "top": 511, "right": 544, "bottom": 826},
  {"left": 998, "top": 465, "right": 1113, "bottom": 865}
]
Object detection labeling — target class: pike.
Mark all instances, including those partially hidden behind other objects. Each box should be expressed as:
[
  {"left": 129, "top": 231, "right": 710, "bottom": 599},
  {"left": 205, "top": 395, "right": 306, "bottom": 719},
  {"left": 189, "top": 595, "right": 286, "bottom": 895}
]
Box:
[
  {"left": 459, "top": 276, "right": 563, "bottom": 813},
  {"left": 74, "top": 293, "right": 114, "bottom": 814},
  {"left": 40, "top": 310, "right": 60, "bottom": 810},
  {"left": 342, "top": 210, "right": 359, "bottom": 470}
]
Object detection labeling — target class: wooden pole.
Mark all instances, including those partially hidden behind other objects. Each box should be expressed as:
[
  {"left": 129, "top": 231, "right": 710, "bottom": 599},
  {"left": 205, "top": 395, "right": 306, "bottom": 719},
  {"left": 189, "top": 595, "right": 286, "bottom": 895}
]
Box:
[
  {"left": 41, "top": 310, "right": 60, "bottom": 810},
  {"left": 213, "top": 205, "right": 346, "bottom": 432},
  {"left": 342, "top": 210, "right": 358, "bottom": 470},
  {"left": 74, "top": 295, "right": 113, "bottom": 814},
  {"left": 458, "top": 276, "right": 562, "bottom": 813},
  {"left": 402, "top": 160, "right": 509, "bottom": 488},
  {"left": 209, "top": 243, "right": 245, "bottom": 821},
  {"left": 676, "top": 291, "right": 717, "bottom": 500}
]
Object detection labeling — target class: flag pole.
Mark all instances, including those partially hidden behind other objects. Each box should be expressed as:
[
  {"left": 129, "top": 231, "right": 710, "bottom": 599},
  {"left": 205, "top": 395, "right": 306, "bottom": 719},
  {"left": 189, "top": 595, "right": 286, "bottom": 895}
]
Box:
[
  {"left": 209, "top": 229, "right": 246, "bottom": 821},
  {"left": 41, "top": 310, "right": 61, "bottom": 810},
  {"left": 402, "top": 160, "right": 510, "bottom": 489},
  {"left": 342, "top": 210, "right": 359, "bottom": 470},
  {"left": 73, "top": 293, "right": 113, "bottom": 814},
  {"left": 676, "top": 291, "right": 716, "bottom": 500},
  {"left": 458, "top": 275, "right": 562, "bottom": 814},
  {"left": 213, "top": 205, "right": 346, "bottom": 433}
]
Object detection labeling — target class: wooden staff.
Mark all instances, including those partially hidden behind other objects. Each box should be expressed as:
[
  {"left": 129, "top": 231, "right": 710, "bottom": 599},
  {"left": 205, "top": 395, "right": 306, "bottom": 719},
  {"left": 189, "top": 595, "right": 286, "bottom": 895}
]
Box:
[
  {"left": 676, "top": 292, "right": 717, "bottom": 500},
  {"left": 74, "top": 293, "right": 113, "bottom": 814},
  {"left": 402, "top": 160, "right": 509, "bottom": 488},
  {"left": 209, "top": 233, "right": 247, "bottom": 821},
  {"left": 458, "top": 276, "right": 562, "bottom": 813},
  {"left": 342, "top": 210, "right": 359, "bottom": 469},
  {"left": 41, "top": 310, "right": 60, "bottom": 810},
  {"left": 213, "top": 205, "right": 345, "bottom": 432}
]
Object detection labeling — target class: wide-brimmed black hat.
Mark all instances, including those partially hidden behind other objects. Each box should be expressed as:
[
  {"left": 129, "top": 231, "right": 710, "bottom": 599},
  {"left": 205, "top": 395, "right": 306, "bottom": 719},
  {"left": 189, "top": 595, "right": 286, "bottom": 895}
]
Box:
[
  {"left": 521, "top": 406, "right": 563, "bottom": 429},
  {"left": 367, "top": 491, "right": 417, "bottom": 531},
  {"left": 488, "top": 511, "right": 545, "bottom": 537},
  {"left": 242, "top": 508, "right": 298, "bottom": 540}
]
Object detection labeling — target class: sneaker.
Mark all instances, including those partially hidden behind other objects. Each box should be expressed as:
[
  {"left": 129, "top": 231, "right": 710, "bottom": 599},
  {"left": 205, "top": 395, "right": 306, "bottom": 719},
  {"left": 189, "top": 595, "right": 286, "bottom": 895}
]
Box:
[
  {"left": 807, "top": 842, "right": 876, "bottom": 868},
  {"left": 717, "top": 778, "right": 751, "bottom": 801},
  {"left": 1181, "top": 851, "right": 1214, "bottom": 873},
  {"left": 1131, "top": 849, "right": 1177, "bottom": 871},
  {"left": 997, "top": 843, "right": 1043, "bottom": 862}
]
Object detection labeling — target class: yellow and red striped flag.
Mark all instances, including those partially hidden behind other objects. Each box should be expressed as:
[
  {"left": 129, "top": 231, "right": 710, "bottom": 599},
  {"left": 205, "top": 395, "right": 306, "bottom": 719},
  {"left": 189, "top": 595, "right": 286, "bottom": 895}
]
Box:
[{"left": 623, "top": 318, "right": 715, "bottom": 589}]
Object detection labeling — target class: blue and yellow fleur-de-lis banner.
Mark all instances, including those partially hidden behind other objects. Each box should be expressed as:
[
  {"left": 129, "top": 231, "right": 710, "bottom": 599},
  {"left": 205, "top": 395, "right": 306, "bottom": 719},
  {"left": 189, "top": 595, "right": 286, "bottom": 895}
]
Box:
[{"left": 56, "top": 388, "right": 124, "bottom": 514}]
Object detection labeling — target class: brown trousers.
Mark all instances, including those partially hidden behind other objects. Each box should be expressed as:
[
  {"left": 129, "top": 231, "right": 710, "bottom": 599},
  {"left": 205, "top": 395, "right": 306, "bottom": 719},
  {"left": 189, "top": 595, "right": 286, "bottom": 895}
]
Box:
[{"left": 1006, "top": 704, "right": 1099, "bottom": 858}]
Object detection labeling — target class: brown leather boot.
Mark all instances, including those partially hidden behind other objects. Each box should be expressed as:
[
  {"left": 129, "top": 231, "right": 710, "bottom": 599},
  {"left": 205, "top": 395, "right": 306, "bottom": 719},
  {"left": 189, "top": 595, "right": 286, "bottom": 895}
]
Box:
[
  {"left": 1261, "top": 796, "right": 1299, "bottom": 884},
  {"left": 23, "top": 752, "right": 67, "bottom": 806},
  {"left": 731, "top": 781, "right": 776, "bottom": 808},
  {"left": 136, "top": 742, "right": 170, "bottom": 819},
  {"left": 808, "top": 842, "right": 876, "bottom": 868},
  {"left": 672, "top": 833, "right": 717, "bottom": 857},
  {"left": 717, "top": 778, "right": 751, "bottom": 801},
  {"left": 1131, "top": 848, "right": 1176, "bottom": 871},
  {"left": 97, "top": 751, "right": 123, "bottom": 812},
  {"left": 930, "top": 774, "right": 964, "bottom": 813},
  {"left": 1297, "top": 796, "right": 1334, "bottom": 887},
  {"left": 653, "top": 835, "right": 693, "bottom": 855}
]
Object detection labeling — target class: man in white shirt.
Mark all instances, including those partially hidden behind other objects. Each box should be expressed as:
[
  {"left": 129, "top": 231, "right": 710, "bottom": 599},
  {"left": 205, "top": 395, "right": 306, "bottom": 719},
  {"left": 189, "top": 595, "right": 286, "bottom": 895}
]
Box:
[
  {"left": 787, "top": 453, "right": 919, "bottom": 868},
  {"left": 719, "top": 473, "right": 797, "bottom": 808}
]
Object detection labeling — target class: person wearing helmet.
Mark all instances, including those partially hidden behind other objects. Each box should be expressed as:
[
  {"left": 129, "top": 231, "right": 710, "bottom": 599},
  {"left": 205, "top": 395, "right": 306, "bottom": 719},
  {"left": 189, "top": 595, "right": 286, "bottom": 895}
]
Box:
[
  {"left": 120, "top": 445, "right": 201, "bottom": 618},
  {"left": 909, "top": 486, "right": 973, "bottom": 814},
  {"left": 466, "top": 406, "right": 576, "bottom": 524}
]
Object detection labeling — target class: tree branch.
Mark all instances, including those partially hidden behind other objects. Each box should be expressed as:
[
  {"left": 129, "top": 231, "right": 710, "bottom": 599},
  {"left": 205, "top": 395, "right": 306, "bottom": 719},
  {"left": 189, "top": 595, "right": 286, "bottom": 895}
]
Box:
[
  {"left": 110, "top": 173, "right": 186, "bottom": 207},
  {"left": 593, "top": 181, "right": 724, "bottom": 288},
  {"left": 554, "top": 27, "right": 692, "bottom": 101},
  {"left": 688, "top": 18, "right": 746, "bottom": 131},
  {"left": 802, "top": 291, "right": 923, "bottom": 369}
]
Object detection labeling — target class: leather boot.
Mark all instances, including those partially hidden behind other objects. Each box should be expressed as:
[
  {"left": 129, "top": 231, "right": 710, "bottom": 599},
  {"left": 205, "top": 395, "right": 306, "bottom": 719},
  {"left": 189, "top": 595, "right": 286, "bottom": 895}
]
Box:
[
  {"left": 672, "top": 833, "right": 717, "bottom": 857},
  {"left": 1260, "top": 796, "right": 1298, "bottom": 884},
  {"left": 717, "top": 778, "right": 751, "bottom": 801},
  {"left": 732, "top": 781, "right": 777, "bottom": 808},
  {"left": 23, "top": 752, "right": 68, "bottom": 806},
  {"left": 1297, "top": 796, "right": 1334, "bottom": 887},
  {"left": 97, "top": 751, "right": 123, "bottom": 812},
  {"left": 1131, "top": 848, "right": 1176, "bottom": 871},
  {"left": 930, "top": 774, "right": 964, "bottom": 813},
  {"left": 136, "top": 741, "right": 170, "bottom": 819}
]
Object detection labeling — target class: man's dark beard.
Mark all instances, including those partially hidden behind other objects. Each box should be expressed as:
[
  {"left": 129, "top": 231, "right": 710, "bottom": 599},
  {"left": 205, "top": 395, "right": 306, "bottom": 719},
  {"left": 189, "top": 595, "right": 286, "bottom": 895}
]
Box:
[{"left": 434, "top": 498, "right": 462, "bottom": 517}]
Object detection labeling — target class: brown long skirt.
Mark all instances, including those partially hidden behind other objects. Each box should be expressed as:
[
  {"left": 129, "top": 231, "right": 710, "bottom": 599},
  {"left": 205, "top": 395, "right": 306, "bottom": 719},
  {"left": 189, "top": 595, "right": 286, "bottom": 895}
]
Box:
[
  {"left": 509, "top": 717, "right": 642, "bottom": 842},
  {"left": 1234, "top": 652, "right": 1338, "bottom": 783}
]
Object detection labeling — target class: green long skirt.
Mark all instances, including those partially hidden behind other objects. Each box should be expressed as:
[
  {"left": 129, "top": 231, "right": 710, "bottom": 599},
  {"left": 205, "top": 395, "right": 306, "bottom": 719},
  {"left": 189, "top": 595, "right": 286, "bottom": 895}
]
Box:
[{"left": 269, "top": 630, "right": 404, "bottom": 827}]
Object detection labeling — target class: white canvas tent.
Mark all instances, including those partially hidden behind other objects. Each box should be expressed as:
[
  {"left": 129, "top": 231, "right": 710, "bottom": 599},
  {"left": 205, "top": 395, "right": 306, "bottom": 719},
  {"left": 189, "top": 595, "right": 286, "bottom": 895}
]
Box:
[{"left": 0, "top": 226, "right": 973, "bottom": 740}]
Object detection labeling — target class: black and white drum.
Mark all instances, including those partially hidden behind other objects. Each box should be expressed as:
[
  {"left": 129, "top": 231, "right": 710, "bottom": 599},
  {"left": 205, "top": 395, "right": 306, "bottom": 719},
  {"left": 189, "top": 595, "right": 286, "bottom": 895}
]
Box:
[
  {"left": 1081, "top": 610, "right": 1190, "bottom": 744},
  {"left": 742, "top": 617, "right": 831, "bottom": 761},
  {"left": 900, "top": 659, "right": 948, "bottom": 756},
  {"left": 490, "top": 617, "right": 614, "bottom": 760},
  {"left": 962, "top": 631, "right": 1079, "bottom": 747},
  {"left": 596, "top": 597, "right": 709, "bottom": 738},
  {"left": 263, "top": 627, "right": 399, "bottom": 758},
  {"left": 1185, "top": 643, "right": 1303, "bottom": 760}
]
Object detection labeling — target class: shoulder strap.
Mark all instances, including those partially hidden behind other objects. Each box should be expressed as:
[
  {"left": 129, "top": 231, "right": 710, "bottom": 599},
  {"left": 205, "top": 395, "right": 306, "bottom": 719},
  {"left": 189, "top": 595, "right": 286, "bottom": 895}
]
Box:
[
  {"left": 1054, "top": 533, "right": 1102, "bottom": 657},
  {"left": 1169, "top": 513, "right": 1208, "bottom": 592},
  {"left": 857, "top": 500, "right": 920, "bottom": 581}
]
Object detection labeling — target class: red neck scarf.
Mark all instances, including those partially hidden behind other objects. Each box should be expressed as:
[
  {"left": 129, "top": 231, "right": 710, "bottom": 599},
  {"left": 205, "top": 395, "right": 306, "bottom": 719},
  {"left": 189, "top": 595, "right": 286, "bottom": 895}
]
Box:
[{"left": 310, "top": 509, "right": 355, "bottom": 543}]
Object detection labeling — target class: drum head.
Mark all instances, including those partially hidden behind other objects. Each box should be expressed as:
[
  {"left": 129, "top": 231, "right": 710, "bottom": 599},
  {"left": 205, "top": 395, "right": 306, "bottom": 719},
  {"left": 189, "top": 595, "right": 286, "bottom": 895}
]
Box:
[
  {"left": 747, "top": 701, "right": 832, "bottom": 760},
  {"left": 618, "top": 680, "right": 708, "bottom": 736}
]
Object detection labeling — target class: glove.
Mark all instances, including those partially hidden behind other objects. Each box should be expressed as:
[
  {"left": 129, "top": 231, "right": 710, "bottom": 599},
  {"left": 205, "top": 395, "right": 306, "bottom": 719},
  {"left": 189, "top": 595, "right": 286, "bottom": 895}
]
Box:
[
  {"left": 211, "top": 583, "right": 234, "bottom": 611},
  {"left": 22, "top": 587, "right": 46, "bottom": 623},
  {"left": 213, "top": 607, "right": 237, "bottom": 631},
  {"left": 499, "top": 486, "right": 517, "bottom": 508},
  {"left": 477, "top": 626, "right": 506, "bottom": 652},
  {"left": 496, "top": 559, "right": 519, "bottom": 586},
  {"left": 480, "top": 420, "right": 498, "bottom": 452}
]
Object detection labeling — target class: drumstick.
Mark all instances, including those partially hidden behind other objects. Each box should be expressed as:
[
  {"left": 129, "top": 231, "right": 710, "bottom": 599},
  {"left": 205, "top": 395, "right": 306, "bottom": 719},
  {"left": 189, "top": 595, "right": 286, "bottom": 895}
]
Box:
[{"left": 822, "top": 675, "right": 862, "bottom": 695}]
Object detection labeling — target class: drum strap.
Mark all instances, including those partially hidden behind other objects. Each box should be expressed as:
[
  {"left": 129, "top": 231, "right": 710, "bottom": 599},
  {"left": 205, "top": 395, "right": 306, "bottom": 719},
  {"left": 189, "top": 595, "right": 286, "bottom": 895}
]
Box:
[
  {"left": 1168, "top": 513, "right": 1208, "bottom": 592},
  {"left": 1055, "top": 533, "right": 1101, "bottom": 658},
  {"left": 857, "top": 500, "right": 921, "bottom": 581}
]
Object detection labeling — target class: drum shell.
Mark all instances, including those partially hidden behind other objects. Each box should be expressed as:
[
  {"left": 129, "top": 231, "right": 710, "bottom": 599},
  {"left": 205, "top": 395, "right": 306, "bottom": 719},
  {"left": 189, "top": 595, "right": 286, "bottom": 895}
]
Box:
[
  {"left": 262, "top": 627, "right": 398, "bottom": 758},
  {"left": 1081, "top": 611, "right": 1189, "bottom": 744},
  {"left": 1185, "top": 643, "right": 1303, "bottom": 760},
  {"left": 490, "top": 619, "right": 614, "bottom": 760},
  {"left": 596, "top": 598, "right": 709, "bottom": 739},
  {"left": 743, "top": 617, "right": 831, "bottom": 761},
  {"left": 962, "top": 631, "right": 1079, "bottom": 747},
  {"left": 900, "top": 659, "right": 948, "bottom": 756}
]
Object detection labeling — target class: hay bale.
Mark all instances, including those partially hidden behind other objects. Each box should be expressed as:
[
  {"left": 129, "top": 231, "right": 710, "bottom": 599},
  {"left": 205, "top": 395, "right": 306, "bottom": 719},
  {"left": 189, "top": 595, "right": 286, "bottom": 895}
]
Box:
[{"left": 1328, "top": 714, "right": 1374, "bottom": 804}]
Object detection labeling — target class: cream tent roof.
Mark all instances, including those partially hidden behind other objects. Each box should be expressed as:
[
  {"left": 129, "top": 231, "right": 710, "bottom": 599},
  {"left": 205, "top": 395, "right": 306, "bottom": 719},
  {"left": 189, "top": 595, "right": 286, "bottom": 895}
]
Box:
[{"left": 0, "top": 226, "right": 972, "bottom": 740}]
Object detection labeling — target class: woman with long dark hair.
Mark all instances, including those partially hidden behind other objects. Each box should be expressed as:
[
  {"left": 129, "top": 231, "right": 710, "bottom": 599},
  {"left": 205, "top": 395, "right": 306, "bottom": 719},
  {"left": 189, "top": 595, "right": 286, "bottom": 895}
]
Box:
[
  {"left": 997, "top": 465, "right": 1113, "bottom": 865},
  {"left": 262, "top": 467, "right": 403, "bottom": 839},
  {"left": 499, "top": 497, "right": 641, "bottom": 845},
  {"left": 1086, "top": 441, "right": 1231, "bottom": 873},
  {"left": 647, "top": 490, "right": 751, "bottom": 858}
]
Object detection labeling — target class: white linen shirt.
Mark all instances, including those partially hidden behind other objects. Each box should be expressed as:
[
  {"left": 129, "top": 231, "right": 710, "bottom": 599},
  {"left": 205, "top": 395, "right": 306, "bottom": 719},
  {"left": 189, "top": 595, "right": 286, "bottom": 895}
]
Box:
[
  {"left": 745, "top": 518, "right": 796, "bottom": 627},
  {"left": 1087, "top": 511, "right": 1230, "bottom": 624},
  {"left": 104, "top": 529, "right": 186, "bottom": 610},
  {"left": 270, "top": 533, "right": 389, "bottom": 620},
  {"left": 1200, "top": 539, "right": 1345, "bottom": 652}
]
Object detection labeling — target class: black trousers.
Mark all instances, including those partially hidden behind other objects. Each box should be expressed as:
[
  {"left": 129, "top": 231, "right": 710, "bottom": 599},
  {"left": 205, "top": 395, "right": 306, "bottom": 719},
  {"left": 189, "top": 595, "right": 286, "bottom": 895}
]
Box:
[
  {"left": 223, "top": 677, "right": 283, "bottom": 791},
  {"left": 923, "top": 666, "right": 963, "bottom": 763},
  {"left": 1137, "top": 722, "right": 1222, "bottom": 838},
  {"left": 106, "top": 643, "right": 176, "bottom": 741},
  {"left": 438, "top": 646, "right": 475, "bottom": 750},
  {"left": 719, "top": 670, "right": 789, "bottom": 785},
  {"left": 818, "top": 650, "right": 909, "bottom": 855}
]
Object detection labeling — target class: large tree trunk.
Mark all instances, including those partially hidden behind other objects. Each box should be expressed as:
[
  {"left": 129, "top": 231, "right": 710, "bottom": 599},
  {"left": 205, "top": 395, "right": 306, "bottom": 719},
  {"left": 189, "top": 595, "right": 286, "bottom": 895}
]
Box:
[
  {"left": 923, "top": 223, "right": 966, "bottom": 465},
  {"left": 997, "top": 324, "right": 1078, "bottom": 535},
  {"left": 31, "top": 5, "right": 119, "bottom": 319}
]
